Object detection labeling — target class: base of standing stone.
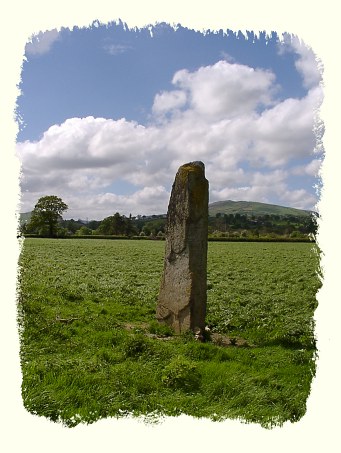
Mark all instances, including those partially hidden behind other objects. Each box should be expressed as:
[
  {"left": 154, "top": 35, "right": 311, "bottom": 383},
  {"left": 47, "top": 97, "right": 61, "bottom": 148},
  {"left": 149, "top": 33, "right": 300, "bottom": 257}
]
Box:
[{"left": 156, "top": 161, "right": 208, "bottom": 334}]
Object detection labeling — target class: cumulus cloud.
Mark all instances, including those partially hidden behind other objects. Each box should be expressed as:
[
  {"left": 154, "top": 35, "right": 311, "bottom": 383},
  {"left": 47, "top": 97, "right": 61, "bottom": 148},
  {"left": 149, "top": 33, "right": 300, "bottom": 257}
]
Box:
[
  {"left": 281, "top": 189, "right": 317, "bottom": 211},
  {"left": 17, "top": 58, "right": 323, "bottom": 218},
  {"left": 171, "top": 60, "right": 277, "bottom": 121},
  {"left": 65, "top": 186, "right": 170, "bottom": 219},
  {"left": 211, "top": 169, "right": 287, "bottom": 204},
  {"left": 251, "top": 86, "right": 323, "bottom": 167},
  {"left": 25, "top": 29, "right": 60, "bottom": 56},
  {"left": 292, "top": 159, "right": 322, "bottom": 177},
  {"left": 18, "top": 116, "right": 155, "bottom": 173},
  {"left": 152, "top": 90, "right": 187, "bottom": 115},
  {"left": 279, "top": 35, "right": 322, "bottom": 89}
]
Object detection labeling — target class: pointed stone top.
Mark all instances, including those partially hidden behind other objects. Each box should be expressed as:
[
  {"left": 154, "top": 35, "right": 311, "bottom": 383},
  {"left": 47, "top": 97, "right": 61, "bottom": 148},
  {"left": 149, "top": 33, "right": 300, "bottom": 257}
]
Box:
[{"left": 181, "top": 161, "right": 205, "bottom": 171}]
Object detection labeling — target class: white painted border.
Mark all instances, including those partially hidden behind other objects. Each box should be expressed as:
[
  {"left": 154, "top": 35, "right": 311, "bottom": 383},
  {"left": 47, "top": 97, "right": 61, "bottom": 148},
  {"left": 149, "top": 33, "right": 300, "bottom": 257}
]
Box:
[{"left": 1, "top": 1, "right": 339, "bottom": 452}]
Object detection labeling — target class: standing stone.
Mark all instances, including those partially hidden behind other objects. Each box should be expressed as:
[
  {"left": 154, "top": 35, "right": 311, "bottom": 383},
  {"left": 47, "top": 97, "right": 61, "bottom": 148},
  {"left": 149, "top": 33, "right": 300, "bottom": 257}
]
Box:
[{"left": 156, "top": 161, "right": 208, "bottom": 334}]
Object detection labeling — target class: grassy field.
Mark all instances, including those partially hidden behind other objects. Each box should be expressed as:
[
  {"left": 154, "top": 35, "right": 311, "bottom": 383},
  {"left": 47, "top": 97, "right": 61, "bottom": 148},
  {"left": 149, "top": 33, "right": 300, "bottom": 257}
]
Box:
[{"left": 17, "top": 238, "right": 321, "bottom": 428}]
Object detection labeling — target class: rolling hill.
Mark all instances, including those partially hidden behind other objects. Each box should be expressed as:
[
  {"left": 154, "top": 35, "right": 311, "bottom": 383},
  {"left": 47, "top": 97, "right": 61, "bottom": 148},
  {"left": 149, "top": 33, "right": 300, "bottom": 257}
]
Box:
[
  {"left": 19, "top": 212, "right": 32, "bottom": 224},
  {"left": 208, "top": 200, "right": 312, "bottom": 218},
  {"left": 20, "top": 200, "right": 313, "bottom": 224}
]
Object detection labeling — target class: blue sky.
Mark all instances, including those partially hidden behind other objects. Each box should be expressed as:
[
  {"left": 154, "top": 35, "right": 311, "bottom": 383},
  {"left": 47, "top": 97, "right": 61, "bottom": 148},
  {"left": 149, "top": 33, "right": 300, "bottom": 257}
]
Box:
[{"left": 17, "top": 21, "right": 323, "bottom": 219}]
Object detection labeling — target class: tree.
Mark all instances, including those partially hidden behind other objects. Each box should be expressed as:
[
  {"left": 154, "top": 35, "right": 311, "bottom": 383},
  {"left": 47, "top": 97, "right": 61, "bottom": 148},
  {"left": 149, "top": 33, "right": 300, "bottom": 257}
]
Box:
[
  {"left": 87, "top": 220, "right": 101, "bottom": 230},
  {"left": 28, "top": 195, "right": 68, "bottom": 237},
  {"left": 60, "top": 218, "right": 83, "bottom": 234},
  {"left": 98, "top": 213, "right": 119, "bottom": 235},
  {"left": 76, "top": 226, "right": 93, "bottom": 236},
  {"left": 97, "top": 212, "right": 134, "bottom": 236}
]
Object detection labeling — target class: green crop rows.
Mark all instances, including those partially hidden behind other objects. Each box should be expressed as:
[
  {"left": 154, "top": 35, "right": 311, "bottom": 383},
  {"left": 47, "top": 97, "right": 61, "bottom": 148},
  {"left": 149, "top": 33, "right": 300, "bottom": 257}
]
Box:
[{"left": 17, "top": 238, "right": 321, "bottom": 427}]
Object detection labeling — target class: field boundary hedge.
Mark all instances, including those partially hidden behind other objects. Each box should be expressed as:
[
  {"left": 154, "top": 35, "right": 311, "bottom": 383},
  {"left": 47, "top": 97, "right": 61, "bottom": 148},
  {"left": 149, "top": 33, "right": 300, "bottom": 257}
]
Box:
[
  {"left": 207, "top": 236, "right": 314, "bottom": 243},
  {"left": 21, "top": 234, "right": 314, "bottom": 243}
]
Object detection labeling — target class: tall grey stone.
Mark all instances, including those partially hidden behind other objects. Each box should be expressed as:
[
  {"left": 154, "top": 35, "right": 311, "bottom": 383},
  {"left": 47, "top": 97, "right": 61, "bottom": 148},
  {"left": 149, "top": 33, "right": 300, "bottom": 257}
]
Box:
[{"left": 156, "top": 161, "right": 208, "bottom": 334}]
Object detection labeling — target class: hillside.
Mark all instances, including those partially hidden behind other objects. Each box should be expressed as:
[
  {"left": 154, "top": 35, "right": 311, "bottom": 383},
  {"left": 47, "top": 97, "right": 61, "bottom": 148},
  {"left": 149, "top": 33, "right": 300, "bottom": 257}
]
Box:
[
  {"left": 208, "top": 200, "right": 312, "bottom": 218},
  {"left": 21, "top": 199, "right": 317, "bottom": 239},
  {"left": 20, "top": 200, "right": 313, "bottom": 223},
  {"left": 19, "top": 212, "right": 32, "bottom": 224}
]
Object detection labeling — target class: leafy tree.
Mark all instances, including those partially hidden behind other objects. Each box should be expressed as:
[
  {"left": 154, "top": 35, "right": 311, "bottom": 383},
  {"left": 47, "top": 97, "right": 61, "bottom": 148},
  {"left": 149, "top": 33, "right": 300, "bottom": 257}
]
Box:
[
  {"left": 97, "top": 212, "right": 137, "bottom": 236},
  {"left": 76, "top": 226, "right": 93, "bottom": 235},
  {"left": 27, "top": 195, "right": 68, "bottom": 237},
  {"left": 142, "top": 218, "right": 166, "bottom": 236},
  {"left": 87, "top": 220, "right": 101, "bottom": 230},
  {"left": 125, "top": 214, "right": 137, "bottom": 237},
  {"left": 61, "top": 218, "right": 83, "bottom": 234},
  {"left": 98, "top": 213, "right": 123, "bottom": 235},
  {"left": 142, "top": 224, "right": 151, "bottom": 236}
]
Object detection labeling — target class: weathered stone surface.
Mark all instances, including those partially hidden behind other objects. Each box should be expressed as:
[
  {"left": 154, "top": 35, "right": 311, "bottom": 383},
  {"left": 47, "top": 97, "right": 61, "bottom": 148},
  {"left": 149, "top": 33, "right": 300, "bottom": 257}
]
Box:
[{"left": 156, "top": 161, "right": 208, "bottom": 334}]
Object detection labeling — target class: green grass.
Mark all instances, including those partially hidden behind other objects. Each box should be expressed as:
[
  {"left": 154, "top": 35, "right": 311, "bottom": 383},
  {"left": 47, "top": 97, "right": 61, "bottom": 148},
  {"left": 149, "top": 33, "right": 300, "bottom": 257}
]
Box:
[{"left": 17, "top": 238, "right": 321, "bottom": 428}]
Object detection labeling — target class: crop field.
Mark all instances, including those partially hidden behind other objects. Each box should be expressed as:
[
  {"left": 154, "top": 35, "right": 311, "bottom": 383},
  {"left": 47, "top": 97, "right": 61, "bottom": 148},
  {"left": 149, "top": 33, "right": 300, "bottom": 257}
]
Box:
[{"left": 17, "top": 238, "right": 321, "bottom": 427}]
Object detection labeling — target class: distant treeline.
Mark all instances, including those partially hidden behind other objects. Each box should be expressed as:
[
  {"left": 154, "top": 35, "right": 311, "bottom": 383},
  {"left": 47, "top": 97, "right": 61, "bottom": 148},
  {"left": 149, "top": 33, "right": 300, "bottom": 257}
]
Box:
[
  {"left": 21, "top": 211, "right": 318, "bottom": 242},
  {"left": 208, "top": 212, "right": 317, "bottom": 240}
]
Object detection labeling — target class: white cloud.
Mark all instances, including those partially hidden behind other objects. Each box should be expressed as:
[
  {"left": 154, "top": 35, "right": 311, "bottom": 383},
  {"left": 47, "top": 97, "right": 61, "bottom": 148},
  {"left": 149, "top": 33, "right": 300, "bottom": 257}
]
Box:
[
  {"left": 17, "top": 116, "right": 163, "bottom": 217},
  {"left": 210, "top": 168, "right": 317, "bottom": 211},
  {"left": 281, "top": 189, "right": 317, "bottom": 211},
  {"left": 211, "top": 184, "right": 283, "bottom": 205},
  {"left": 211, "top": 169, "right": 287, "bottom": 204},
  {"left": 104, "top": 43, "right": 132, "bottom": 55},
  {"left": 152, "top": 90, "right": 187, "bottom": 115},
  {"left": 18, "top": 116, "right": 155, "bottom": 173},
  {"left": 292, "top": 159, "right": 322, "bottom": 177},
  {"left": 68, "top": 185, "right": 170, "bottom": 219},
  {"left": 251, "top": 86, "right": 323, "bottom": 167},
  {"left": 220, "top": 51, "right": 236, "bottom": 63},
  {"left": 17, "top": 58, "right": 322, "bottom": 218},
  {"left": 171, "top": 60, "right": 276, "bottom": 121},
  {"left": 279, "top": 35, "right": 322, "bottom": 89},
  {"left": 25, "top": 29, "right": 60, "bottom": 56}
]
